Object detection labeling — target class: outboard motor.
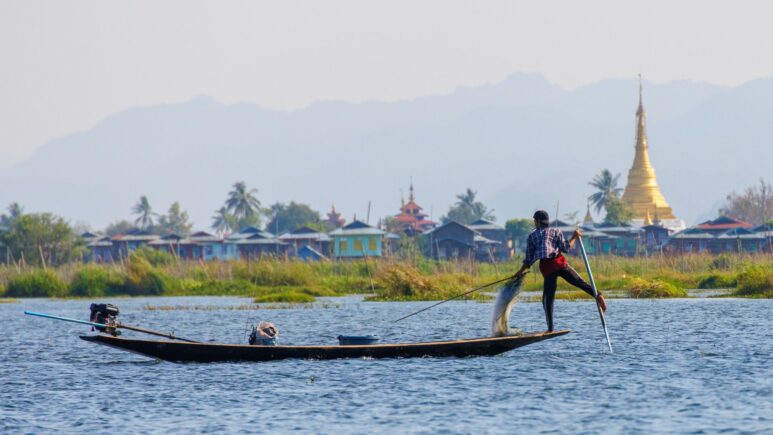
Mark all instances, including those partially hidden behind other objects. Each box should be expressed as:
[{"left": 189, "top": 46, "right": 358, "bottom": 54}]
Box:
[{"left": 89, "top": 303, "right": 120, "bottom": 335}]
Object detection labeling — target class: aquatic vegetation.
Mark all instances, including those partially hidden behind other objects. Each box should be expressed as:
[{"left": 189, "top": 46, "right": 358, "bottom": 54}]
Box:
[
  {"left": 368, "top": 264, "right": 480, "bottom": 301},
  {"left": 254, "top": 291, "right": 315, "bottom": 303},
  {"left": 697, "top": 273, "right": 737, "bottom": 289},
  {"left": 627, "top": 278, "right": 687, "bottom": 298},
  {"left": 0, "top": 298, "right": 19, "bottom": 303},
  {"left": 5, "top": 270, "right": 67, "bottom": 297},
  {"left": 142, "top": 303, "right": 263, "bottom": 311},
  {"left": 733, "top": 265, "right": 773, "bottom": 298}
]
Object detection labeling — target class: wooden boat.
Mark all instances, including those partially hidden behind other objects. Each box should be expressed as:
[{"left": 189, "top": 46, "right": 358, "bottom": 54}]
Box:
[{"left": 80, "top": 330, "right": 570, "bottom": 362}]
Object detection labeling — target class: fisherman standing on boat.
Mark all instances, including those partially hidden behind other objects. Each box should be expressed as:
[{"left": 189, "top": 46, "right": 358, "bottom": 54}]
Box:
[{"left": 515, "top": 210, "right": 607, "bottom": 332}]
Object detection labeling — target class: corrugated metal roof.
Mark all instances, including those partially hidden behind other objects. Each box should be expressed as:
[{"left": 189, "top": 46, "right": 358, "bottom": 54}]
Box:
[
  {"left": 87, "top": 240, "right": 113, "bottom": 247},
  {"left": 112, "top": 234, "right": 159, "bottom": 242},
  {"left": 278, "top": 232, "right": 330, "bottom": 241},
  {"left": 469, "top": 219, "right": 504, "bottom": 231},
  {"left": 235, "top": 238, "right": 286, "bottom": 245},
  {"left": 473, "top": 235, "right": 500, "bottom": 244},
  {"left": 329, "top": 227, "right": 385, "bottom": 236}
]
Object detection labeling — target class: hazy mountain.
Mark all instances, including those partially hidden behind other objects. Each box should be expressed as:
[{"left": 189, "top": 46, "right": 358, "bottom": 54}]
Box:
[{"left": 1, "top": 73, "right": 769, "bottom": 230}]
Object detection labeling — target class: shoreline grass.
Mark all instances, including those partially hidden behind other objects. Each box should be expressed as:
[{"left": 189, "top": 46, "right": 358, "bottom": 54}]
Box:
[{"left": 0, "top": 252, "right": 770, "bottom": 301}]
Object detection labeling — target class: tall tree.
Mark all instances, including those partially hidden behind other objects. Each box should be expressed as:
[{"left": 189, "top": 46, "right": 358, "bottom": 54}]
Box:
[
  {"left": 1, "top": 213, "right": 81, "bottom": 266},
  {"left": 1, "top": 202, "right": 24, "bottom": 227},
  {"left": 604, "top": 196, "right": 634, "bottom": 226},
  {"left": 105, "top": 220, "right": 137, "bottom": 236},
  {"left": 225, "top": 181, "right": 261, "bottom": 229},
  {"left": 443, "top": 188, "right": 495, "bottom": 224},
  {"left": 132, "top": 196, "right": 155, "bottom": 230},
  {"left": 719, "top": 178, "right": 773, "bottom": 225},
  {"left": 588, "top": 170, "right": 624, "bottom": 214},
  {"left": 265, "top": 202, "right": 321, "bottom": 235},
  {"left": 157, "top": 202, "right": 193, "bottom": 235},
  {"left": 211, "top": 206, "right": 237, "bottom": 234}
]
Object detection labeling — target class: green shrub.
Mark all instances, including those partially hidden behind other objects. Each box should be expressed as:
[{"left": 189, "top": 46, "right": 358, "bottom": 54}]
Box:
[
  {"left": 69, "top": 265, "right": 123, "bottom": 296},
  {"left": 734, "top": 266, "right": 773, "bottom": 297},
  {"left": 240, "top": 261, "right": 314, "bottom": 287},
  {"left": 697, "top": 273, "right": 737, "bottom": 289},
  {"left": 6, "top": 270, "right": 67, "bottom": 297},
  {"left": 627, "top": 278, "right": 687, "bottom": 298},
  {"left": 254, "top": 291, "right": 315, "bottom": 303},
  {"left": 371, "top": 264, "right": 477, "bottom": 301},
  {"left": 120, "top": 256, "right": 171, "bottom": 295}
]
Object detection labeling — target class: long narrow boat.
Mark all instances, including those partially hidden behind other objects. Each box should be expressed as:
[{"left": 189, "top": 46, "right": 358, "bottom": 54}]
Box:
[{"left": 80, "top": 330, "right": 569, "bottom": 362}]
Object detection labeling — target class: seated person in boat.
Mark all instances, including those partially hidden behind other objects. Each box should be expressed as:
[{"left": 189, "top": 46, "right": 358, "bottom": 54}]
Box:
[{"left": 514, "top": 210, "right": 607, "bottom": 332}]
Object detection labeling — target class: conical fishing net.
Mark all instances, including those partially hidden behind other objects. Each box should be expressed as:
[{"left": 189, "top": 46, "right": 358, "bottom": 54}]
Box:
[{"left": 491, "top": 274, "right": 526, "bottom": 337}]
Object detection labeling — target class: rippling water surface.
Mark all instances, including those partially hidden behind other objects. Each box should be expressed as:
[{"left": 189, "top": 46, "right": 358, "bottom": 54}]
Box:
[{"left": 2, "top": 296, "right": 771, "bottom": 433}]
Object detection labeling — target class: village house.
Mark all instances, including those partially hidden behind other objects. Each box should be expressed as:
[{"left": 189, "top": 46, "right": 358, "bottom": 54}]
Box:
[
  {"left": 146, "top": 231, "right": 238, "bottom": 261},
  {"left": 278, "top": 226, "right": 331, "bottom": 257},
  {"left": 108, "top": 230, "right": 159, "bottom": 260},
  {"left": 228, "top": 227, "right": 286, "bottom": 259},
  {"left": 666, "top": 216, "right": 772, "bottom": 254},
  {"left": 329, "top": 220, "right": 385, "bottom": 259},
  {"left": 550, "top": 217, "right": 672, "bottom": 256},
  {"left": 423, "top": 221, "right": 501, "bottom": 262},
  {"left": 467, "top": 219, "right": 512, "bottom": 261}
]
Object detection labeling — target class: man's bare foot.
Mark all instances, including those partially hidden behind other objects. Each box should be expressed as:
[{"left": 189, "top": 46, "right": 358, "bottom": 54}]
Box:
[{"left": 596, "top": 294, "right": 608, "bottom": 312}]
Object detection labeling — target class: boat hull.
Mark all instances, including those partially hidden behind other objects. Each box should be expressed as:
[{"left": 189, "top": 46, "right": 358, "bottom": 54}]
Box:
[{"left": 80, "top": 330, "right": 569, "bottom": 362}]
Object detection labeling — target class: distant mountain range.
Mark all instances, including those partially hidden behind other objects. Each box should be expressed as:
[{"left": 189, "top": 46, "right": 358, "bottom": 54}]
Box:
[{"left": 2, "top": 73, "right": 771, "bottom": 230}]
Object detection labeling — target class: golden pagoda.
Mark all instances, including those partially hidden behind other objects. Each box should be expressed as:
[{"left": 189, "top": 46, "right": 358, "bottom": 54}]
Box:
[
  {"left": 583, "top": 202, "right": 594, "bottom": 224},
  {"left": 621, "top": 77, "right": 677, "bottom": 221}
]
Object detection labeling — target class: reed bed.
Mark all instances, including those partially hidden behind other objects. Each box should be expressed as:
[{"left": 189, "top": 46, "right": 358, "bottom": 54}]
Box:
[{"left": 0, "top": 251, "right": 771, "bottom": 301}]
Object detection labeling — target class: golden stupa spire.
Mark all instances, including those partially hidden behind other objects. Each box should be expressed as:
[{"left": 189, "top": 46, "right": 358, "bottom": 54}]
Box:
[
  {"left": 409, "top": 177, "right": 415, "bottom": 202},
  {"left": 583, "top": 202, "right": 594, "bottom": 224},
  {"left": 643, "top": 208, "right": 653, "bottom": 226},
  {"left": 621, "top": 75, "right": 677, "bottom": 221}
]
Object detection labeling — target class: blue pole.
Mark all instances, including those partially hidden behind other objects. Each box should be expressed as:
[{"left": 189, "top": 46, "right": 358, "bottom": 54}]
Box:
[
  {"left": 24, "top": 310, "right": 108, "bottom": 329},
  {"left": 24, "top": 310, "right": 199, "bottom": 342},
  {"left": 576, "top": 235, "right": 614, "bottom": 353}
]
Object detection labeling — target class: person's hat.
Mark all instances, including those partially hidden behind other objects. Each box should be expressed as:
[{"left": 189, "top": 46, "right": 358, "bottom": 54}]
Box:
[{"left": 533, "top": 210, "right": 550, "bottom": 225}]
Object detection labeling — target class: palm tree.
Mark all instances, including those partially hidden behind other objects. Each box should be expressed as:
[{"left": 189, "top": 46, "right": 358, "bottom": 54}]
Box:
[
  {"left": 132, "top": 195, "right": 155, "bottom": 230},
  {"left": 1, "top": 202, "right": 23, "bottom": 226},
  {"left": 226, "top": 181, "right": 261, "bottom": 221},
  {"left": 7, "top": 202, "right": 23, "bottom": 219},
  {"left": 211, "top": 206, "right": 232, "bottom": 234},
  {"left": 470, "top": 201, "right": 496, "bottom": 221},
  {"left": 455, "top": 188, "right": 477, "bottom": 209},
  {"left": 588, "top": 170, "right": 623, "bottom": 214}
]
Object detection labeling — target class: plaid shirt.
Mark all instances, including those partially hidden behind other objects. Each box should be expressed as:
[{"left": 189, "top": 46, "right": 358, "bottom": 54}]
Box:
[{"left": 522, "top": 227, "right": 569, "bottom": 267}]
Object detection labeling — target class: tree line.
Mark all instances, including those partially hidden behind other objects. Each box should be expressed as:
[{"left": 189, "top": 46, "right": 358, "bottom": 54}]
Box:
[{"left": 1, "top": 177, "right": 771, "bottom": 267}]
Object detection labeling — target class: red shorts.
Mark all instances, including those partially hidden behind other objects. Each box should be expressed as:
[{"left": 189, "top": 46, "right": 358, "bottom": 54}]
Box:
[{"left": 539, "top": 254, "right": 567, "bottom": 277}]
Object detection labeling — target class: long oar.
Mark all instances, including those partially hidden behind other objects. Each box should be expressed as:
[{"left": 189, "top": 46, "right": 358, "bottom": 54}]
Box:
[
  {"left": 575, "top": 236, "right": 613, "bottom": 353},
  {"left": 393, "top": 275, "right": 515, "bottom": 323},
  {"left": 24, "top": 310, "right": 199, "bottom": 343}
]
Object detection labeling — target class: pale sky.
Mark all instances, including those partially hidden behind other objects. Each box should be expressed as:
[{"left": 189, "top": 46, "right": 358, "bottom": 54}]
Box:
[{"left": 2, "top": 0, "right": 773, "bottom": 166}]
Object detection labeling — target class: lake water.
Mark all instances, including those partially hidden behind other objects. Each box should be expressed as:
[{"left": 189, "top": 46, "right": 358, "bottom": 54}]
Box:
[{"left": 2, "top": 296, "right": 771, "bottom": 434}]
